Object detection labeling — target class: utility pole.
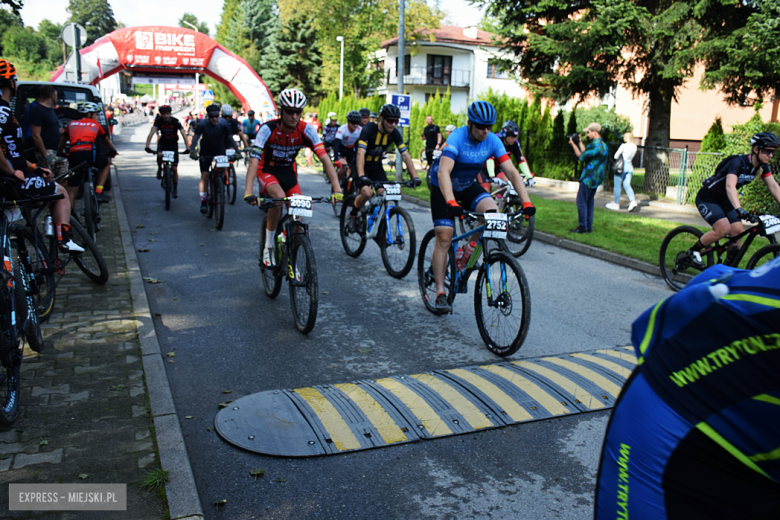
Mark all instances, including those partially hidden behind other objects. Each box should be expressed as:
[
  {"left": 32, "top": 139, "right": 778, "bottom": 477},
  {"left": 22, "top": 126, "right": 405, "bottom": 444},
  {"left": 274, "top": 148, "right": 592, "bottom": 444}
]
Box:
[
  {"left": 396, "top": 0, "right": 405, "bottom": 181},
  {"left": 181, "top": 21, "right": 201, "bottom": 116}
]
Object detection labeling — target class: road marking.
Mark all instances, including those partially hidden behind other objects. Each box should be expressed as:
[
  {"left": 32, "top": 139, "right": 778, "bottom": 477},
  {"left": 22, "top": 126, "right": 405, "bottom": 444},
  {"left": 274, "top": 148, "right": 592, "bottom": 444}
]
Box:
[
  {"left": 447, "top": 369, "right": 533, "bottom": 422},
  {"left": 512, "top": 361, "right": 606, "bottom": 410},
  {"left": 570, "top": 353, "right": 633, "bottom": 379},
  {"left": 295, "top": 387, "right": 362, "bottom": 451},
  {"left": 482, "top": 365, "right": 571, "bottom": 415},
  {"left": 375, "top": 378, "right": 453, "bottom": 436},
  {"left": 335, "top": 383, "right": 408, "bottom": 444},
  {"left": 542, "top": 357, "right": 622, "bottom": 398},
  {"left": 598, "top": 348, "right": 638, "bottom": 365},
  {"left": 411, "top": 373, "right": 493, "bottom": 430}
]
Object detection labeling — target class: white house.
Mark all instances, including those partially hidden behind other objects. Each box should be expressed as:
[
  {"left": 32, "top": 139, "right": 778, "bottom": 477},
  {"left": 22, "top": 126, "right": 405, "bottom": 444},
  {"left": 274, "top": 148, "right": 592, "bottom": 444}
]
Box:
[{"left": 375, "top": 26, "right": 525, "bottom": 113}]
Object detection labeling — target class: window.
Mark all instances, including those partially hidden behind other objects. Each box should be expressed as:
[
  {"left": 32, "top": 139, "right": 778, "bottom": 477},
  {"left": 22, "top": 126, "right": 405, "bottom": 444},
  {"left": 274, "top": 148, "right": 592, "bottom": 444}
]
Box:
[
  {"left": 427, "top": 55, "right": 452, "bottom": 85},
  {"left": 394, "top": 55, "right": 410, "bottom": 76},
  {"left": 375, "top": 60, "right": 384, "bottom": 71},
  {"left": 487, "top": 59, "right": 509, "bottom": 79}
]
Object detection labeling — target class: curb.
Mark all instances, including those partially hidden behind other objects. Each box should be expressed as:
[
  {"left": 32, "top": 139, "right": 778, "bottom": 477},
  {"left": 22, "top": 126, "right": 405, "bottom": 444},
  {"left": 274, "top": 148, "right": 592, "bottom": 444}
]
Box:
[{"left": 111, "top": 164, "right": 205, "bottom": 520}]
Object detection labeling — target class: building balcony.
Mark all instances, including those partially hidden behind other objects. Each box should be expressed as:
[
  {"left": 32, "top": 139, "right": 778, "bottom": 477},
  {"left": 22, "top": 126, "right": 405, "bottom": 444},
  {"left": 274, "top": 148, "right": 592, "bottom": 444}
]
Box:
[{"left": 385, "top": 66, "right": 470, "bottom": 88}]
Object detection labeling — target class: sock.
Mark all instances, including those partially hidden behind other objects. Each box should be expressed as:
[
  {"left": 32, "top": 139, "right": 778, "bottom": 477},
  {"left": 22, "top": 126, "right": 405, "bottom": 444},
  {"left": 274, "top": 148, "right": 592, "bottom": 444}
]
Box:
[
  {"left": 200, "top": 192, "right": 207, "bottom": 201},
  {"left": 265, "top": 231, "right": 275, "bottom": 249},
  {"left": 58, "top": 224, "right": 71, "bottom": 243},
  {"left": 95, "top": 185, "right": 103, "bottom": 194},
  {"left": 350, "top": 200, "right": 360, "bottom": 217},
  {"left": 56, "top": 224, "right": 62, "bottom": 242},
  {"left": 692, "top": 239, "right": 704, "bottom": 252}
]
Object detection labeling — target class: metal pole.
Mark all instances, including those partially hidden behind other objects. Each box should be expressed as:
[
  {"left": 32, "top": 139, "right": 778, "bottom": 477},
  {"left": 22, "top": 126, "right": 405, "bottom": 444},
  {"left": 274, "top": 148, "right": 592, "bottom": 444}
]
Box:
[
  {"left": 73, "top": 24, "right": 82, "bottom": 83},
  {"left": 182, "top": 21, "right": 201, "bottom": 116},
  {"left": 337, "top": 36, "right": 344, "bottom": 100},
  {"left": 396, "top": 0, "right": 405, "bottom": 181}
]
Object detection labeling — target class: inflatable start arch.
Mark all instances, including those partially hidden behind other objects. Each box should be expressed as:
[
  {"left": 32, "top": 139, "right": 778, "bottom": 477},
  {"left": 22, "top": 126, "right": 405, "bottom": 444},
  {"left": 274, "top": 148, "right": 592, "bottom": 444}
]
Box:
[{"left": 51, "top": 25, "right": 276, "bottom": 113}]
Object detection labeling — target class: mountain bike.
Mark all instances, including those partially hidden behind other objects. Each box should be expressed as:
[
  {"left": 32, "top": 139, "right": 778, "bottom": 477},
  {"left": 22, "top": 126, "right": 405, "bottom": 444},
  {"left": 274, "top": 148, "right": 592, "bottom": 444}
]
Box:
[
  {"left": 226, "top": 148, "right": 239, "bottom": 205},
  {"left": 329, "top": 161, "right": 357, "bottom": 218},
  {"left": 659, "top": 213, "right": 780, "bottom": 291},
  {"left": 146, "top": 149, "right": 184, "bottom": 211},
  {"left": 418, "top": 209, "right": 532, "bottom": 356},
  {"left": 204, "top": 155, "right": 229, "bottom": 230},
  {"left": 68, "top": 162, "right": 101, "bottom": 242},
  {"left": 257, "top": 195, "right": 331, "bottom": 334},
  {"left": 339, "top": 179, "right": 417, "bottom": 279}
]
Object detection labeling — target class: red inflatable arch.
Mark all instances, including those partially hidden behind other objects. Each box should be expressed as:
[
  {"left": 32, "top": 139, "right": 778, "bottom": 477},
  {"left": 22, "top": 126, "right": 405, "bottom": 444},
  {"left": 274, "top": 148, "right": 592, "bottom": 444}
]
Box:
[{"left": 51, "top": 25, "right": 276, "bottom": 113}]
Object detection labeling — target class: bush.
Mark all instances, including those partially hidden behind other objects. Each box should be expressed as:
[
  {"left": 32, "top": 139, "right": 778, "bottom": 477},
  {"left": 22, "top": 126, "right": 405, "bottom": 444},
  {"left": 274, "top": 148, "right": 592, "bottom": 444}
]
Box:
[{"left": 700, "top": 117, "right": 726, "bottom": 152}]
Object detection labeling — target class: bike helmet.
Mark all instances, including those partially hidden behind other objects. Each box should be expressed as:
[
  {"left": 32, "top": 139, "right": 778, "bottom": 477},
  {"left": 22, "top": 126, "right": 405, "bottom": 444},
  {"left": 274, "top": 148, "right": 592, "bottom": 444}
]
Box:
[
  {"left": 278, "top": 88, "right": 307, "bottom": 109},
  {"left": 370, "top": 112, "right": 378, "bottom": 119},
  {"left": 77, "top": 101, "right": 101, "bottom": 114},
  {"left": 750, "top": 131, "right": 779, "bottom": 150},
  {"left": 206, "top": 104, "right": 221, "bottom": 116},
  {"left": 468, "top": 101, "right": 497, "bottom": 126},
  {"left": 502, "top": 120, "right": 520, "bottom": 137},
  {"left": 159, "top": 105, "right": 172, "bottom": 114},
  {"left": 0, "top": 59, "right": 17, "bottom": 88},
  {"left": 221, "top": 104, "right": 233, "bottom": 116},
  {"left": 359, "top": 107, "right": 371, "bottom": 118},
  {"left": 327, "top": 111, "right": 337, "bottom": 119},
  {"left": 346, "top": 110, "right": 362, "bottom": 125},
  {"left": 379, "top": 104, "right": 401, "bottom": 118}
]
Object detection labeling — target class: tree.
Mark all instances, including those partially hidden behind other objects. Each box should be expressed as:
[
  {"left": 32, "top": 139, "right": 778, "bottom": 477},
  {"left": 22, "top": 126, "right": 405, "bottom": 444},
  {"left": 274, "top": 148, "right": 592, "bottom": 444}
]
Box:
[
  {"left": 67, "top": 0, "right": 117, "bottom": 46},
  {"left": 1, "top": 0, "right": 22, "bottom": 15},
  {"left": 179, "top": 13, "right": 209, "bottom": 35},
  {"left": 38, "top": 19, "right": 64, "bottom": 66},
  {"left": 0, "top": 7, "right": 22, "bottom": 55},
  {"left": 700, "top": 117, "right": 727, "bottom": 153}
]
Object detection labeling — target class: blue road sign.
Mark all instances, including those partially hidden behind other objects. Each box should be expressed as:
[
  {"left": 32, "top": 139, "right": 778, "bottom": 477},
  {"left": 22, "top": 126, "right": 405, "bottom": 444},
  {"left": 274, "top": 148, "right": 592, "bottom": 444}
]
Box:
[{"left": 391, "top": 94, "right": 412, "bottom": 127}]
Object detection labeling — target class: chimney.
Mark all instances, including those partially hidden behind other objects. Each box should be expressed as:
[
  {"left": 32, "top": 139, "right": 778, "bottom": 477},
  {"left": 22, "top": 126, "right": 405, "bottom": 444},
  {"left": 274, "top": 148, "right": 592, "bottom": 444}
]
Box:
[{"left": 463, "top": 27, "right": 478, "bottom": 39}]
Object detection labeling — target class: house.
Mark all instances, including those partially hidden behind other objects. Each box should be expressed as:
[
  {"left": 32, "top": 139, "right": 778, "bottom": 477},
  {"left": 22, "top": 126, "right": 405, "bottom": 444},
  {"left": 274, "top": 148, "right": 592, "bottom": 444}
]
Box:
[{"left": 375, "top": 26, "right": 524, "bottom": 113}]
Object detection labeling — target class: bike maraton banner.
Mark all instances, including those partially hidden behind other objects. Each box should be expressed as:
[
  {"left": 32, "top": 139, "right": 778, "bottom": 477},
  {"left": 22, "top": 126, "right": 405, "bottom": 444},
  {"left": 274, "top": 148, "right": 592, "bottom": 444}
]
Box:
[{"left": 109, "top": 26, "right": 217, "bottom": 70}]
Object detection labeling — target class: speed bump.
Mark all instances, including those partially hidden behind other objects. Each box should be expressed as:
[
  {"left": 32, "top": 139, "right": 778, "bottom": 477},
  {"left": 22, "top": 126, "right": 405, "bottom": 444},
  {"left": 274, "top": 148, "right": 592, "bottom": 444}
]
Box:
[{"left": 215, "top": 347, "right": 638, "bottom": 457}]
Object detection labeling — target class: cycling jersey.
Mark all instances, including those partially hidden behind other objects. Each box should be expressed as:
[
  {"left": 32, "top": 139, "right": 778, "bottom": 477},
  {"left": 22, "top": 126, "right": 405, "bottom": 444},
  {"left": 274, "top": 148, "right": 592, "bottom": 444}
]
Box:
[
  {"left": 66, "top": 118, "right": 106, "bottom": 153},
  {"left": 496, "top": 130, "right": 526, "bottom": 164},
  {"left": 430, "top": 126, "right": 509, "bottom": 192},
  {"left": 250, "top": 119, "right": 326, "bottom": 192},
  {"left": 322, "top": 122, "right": 339, "bottom": 144},
  {"left": 333, "top": 123, "right": 361, "bottom": 163},
  {"left": 153, "top": 116, "right": 183, "bottom": 144},
  {"left": 242, "top": 118, "right": 260, "bottom": 137},
  {"left": 356, "top": 122, "right": 406, "bottom": 171},
  {"left": 192, "top": 118, "right": 236, "bottom": 158},
  {"left": 0, "top": 98, "right": 26, "bottom": 171},
  {"left": 222, "top": 116, "right": 240, "bottom": 136},
  {"left": 700, "top": 155, "right": 771, "bottom": 198}
]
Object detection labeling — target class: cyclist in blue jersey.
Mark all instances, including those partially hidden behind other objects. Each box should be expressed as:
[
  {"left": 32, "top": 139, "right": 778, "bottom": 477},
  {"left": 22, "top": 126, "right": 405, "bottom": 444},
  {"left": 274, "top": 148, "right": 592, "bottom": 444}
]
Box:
[
  {"left": 242, "top": 110, "right": 261, "bottom": 143},
  {"left": 429, "top": 101, "right": 535, "bottom": 313}
]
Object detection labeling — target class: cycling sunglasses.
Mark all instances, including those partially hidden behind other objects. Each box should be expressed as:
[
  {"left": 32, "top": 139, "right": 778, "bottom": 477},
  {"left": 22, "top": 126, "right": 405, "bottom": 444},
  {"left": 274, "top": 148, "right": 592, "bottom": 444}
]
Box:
[
  {"left": 208, "top": 114, "right": 220, "bottom": 118},
  {"left": 383, "top": 118, "right": 399, "bottom": 125},
  {"left": 283, "top": 108, "right": 303, "bottom": 116},
  {"left": 472, "top": 123, "right": 492, "bottom": 131}
]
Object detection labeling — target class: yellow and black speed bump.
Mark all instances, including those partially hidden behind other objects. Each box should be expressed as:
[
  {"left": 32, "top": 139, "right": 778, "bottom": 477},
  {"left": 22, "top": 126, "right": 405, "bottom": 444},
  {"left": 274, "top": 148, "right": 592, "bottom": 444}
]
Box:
[{"left": 215, "top": 347, "right": 638, "bottom": 457}]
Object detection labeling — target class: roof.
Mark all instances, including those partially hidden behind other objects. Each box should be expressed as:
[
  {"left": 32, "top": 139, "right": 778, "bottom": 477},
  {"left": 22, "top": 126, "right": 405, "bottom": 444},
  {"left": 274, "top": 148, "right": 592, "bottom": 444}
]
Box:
[{"left": 381, "top": 25, "right": 497, "bottom": 48}]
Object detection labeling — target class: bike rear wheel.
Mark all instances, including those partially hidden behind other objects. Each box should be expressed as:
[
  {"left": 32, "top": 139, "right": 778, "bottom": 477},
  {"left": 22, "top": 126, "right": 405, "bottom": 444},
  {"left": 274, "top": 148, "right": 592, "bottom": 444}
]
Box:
[
  {"left": 163, "top": 164, "right": 172, "bottom": 211},
  {"left": 339, "top": 195, "right": 367, "bottom": 257},
  {"left": 228, "top": 164, "right": 237, "bottom": 205},
  {"left": 0, "top": 247, "right": 20, "bottom": 425},
  {"left": 289, "top": 235, "right": 318, "bottom": 334},
  {"left": 82, "top": 179, "right": 96, "bottom": 242},
  {"left": 746, "top": 243, "right": 780, "bottom": 270},
  {"left": 213, "top": 175, "right": 225, "bottom": 230},
  {"left": 13, "top": 258, "right": 42, "bottom": 352},
  {"left": 417, "top": 229, "right": 456, "bottom": 315},
  {"left": 259, "top": 218, "right": 282, "bottom": 298},
  {"left": 69, "top": 216, "right": 109, "bottom": 285},
  {"left": 379, "top": 206, "right": 416, "bottom": 278},
  {"left": 13, "top": 227, "right": 55, "bottom": 323},
  {"left": 504, "top": 199, "right": 534, "bottom": 257},
  {"left": 659, "top": 226, "right": 712, "bottom": 292},
  {"left": 474, "top": 251, "right": 531, "bottom": 357}
]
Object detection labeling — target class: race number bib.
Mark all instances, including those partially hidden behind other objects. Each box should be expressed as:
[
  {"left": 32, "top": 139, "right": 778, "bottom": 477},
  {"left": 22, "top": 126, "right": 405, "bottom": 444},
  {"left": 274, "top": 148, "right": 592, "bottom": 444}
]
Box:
[
  {"left": 483, "top": 213, "right": 508, "bottom": 239},
  {"left": 289, "top": 196, "right": 313, "bottom": 217},
  {"left": 215, "top": 155, "right": 230, "bottom": 168},
  {"left": 759, "top": 214, "right": 780, "bottom": 236},
  {"left": 226, "top": 148, "right": 236, "bottom": 159},
  {"left": 385, "top": 183, "right": 402, "bottom": 201},
  {"left": 161, "top": 151, "right": 175, "bottom": 163}
]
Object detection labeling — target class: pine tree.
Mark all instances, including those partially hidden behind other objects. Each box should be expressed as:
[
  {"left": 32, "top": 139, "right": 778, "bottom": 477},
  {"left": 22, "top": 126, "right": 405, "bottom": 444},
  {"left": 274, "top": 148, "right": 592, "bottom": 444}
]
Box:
[
  {"left": 700, "top": 117, "right": 727, "bottom": 153},
  {"left": 66, "top": 0, "right": 117, "bottom": 45}
]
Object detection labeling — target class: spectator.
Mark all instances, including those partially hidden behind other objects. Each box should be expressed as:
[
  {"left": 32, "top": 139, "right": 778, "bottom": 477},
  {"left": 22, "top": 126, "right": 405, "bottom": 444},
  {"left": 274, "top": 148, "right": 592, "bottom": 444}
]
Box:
[
  {"left": 444, "top": 124, "right": 456, "bottom": 141},
  {"left": 105, "top": 106, "right": 116, "bottom": 142},
  {"left": 607, "top": 131, "right": 639, "bottom": 212},
  {"left": 28, "top": 85, "right": 67, "bottom": 178},
  {"left": 569, "top": 122, "right": 608, "bottom": 234},
  {"left": 369, "top": 112, "right": 378, "bottom": 123},
  {"left": 421, "top": 115, "right": 442, "bottom": 171}
]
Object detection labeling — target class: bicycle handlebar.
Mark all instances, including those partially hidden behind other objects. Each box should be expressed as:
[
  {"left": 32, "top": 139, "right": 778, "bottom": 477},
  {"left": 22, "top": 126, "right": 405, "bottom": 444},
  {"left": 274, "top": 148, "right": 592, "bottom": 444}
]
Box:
[
  {"left": 253, "top": 195, "right": 333, "bottom": 211},
  {"left": 363, "top": 179, "right": 417, "bottom": 188},
  {"left": 1, "top": 192, "right": 64, "bottom": 209},
  {"left": 463, "top": 209, "right": 525, "bottom": 223}
]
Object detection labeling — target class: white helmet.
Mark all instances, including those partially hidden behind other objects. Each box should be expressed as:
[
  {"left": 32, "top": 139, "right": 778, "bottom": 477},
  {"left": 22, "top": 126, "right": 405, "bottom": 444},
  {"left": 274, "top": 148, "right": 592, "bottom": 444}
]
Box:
[
  {"left": 77, "top": 101, "right": 101, "bottom": 114},
  {"left": 278, "top": 88, "right": 307, "bottom": 110},
  {"left": 327, "top": 112, "right": 337, "bottom": 119},
  {"left": 221, "top": 104, "right": 233, "bottom": 116}
]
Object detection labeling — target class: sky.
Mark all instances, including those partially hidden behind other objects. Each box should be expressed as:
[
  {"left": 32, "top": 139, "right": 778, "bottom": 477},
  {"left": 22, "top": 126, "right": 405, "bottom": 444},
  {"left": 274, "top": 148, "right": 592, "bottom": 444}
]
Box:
[{"left": 20, "top": 0, "right": 486, "bottom": 36}]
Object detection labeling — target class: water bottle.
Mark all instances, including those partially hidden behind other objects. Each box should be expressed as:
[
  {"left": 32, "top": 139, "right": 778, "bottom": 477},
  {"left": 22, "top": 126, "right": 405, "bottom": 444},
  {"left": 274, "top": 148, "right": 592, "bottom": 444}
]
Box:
[
  {"left": 460, "top": 241, "right": 477, "bottom": 270},
  {"left": 455, "top": 247, "right": 464, "bottom": 272},
  {"left": 44, "top": 215, "right": 54, "bottom": 237}
]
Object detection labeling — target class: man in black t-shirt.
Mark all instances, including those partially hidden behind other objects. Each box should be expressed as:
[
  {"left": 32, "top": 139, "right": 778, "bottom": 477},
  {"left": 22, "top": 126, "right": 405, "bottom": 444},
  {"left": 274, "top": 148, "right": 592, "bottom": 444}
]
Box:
[
  {"left": 145, "top": 105, "right": 189, "bottom": 198},
  {"left": 189, "top": 104, "right": 239, "bottom": 214},
  {"left": 28, "top": 85, "right": 67, "bottom": 178},
  {"left": 421, "top": 115, "right": 442, "bottom": 170}
]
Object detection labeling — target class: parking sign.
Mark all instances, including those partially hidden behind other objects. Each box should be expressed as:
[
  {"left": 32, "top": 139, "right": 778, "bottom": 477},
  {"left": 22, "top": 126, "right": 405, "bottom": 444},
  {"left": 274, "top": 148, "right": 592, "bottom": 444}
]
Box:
[{"left": 390, "top": 94, "right": 412, "bottom": 127}]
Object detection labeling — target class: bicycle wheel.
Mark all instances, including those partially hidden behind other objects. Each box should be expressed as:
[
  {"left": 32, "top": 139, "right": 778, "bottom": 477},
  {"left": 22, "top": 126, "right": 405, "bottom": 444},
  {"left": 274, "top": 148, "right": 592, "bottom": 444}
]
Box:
[
  {"left": 12, "top": 227, "right": 55, "bottom": 323},
  {"left": 417, "top": 229, "right": 456, "bottom": 315},
  {"left": 503, "top": 199, "right": 534, "bottom": 257},
  {"left": 228, "top": 164, "right": 237, "bottom": 205},
  {"left": 474, "top": 251, "right": 531, "bottom": 357},
  {"left": 206, "top": 170, "right": 215, "bottom": 219},
  {"left": 82, "top": 180, "right": 96, "bottom": 242},
  {"left": 0, "top": 251, "right": 20, "bottom": 425},
  {"left": 339, "top": 195, "right": 367, "bottom": 257},
  {"left": 746, "top": 243, "right": 780, "bottom": 270},
  {"left": 289, "top": 234, "right": 318, "bottom": 334},
  {"left": 163, "top": 163, "right": 172, "bottom": 211},
  {"left": 379, "top": 206, "right": 416, "bottom": 279},
  {"left": 659, "top": 226, "right": 713, "bottom": 292},
  {"left": 214, "top": 176, "right": 225, "bottom": 230},
  {"left": 259, "top": 218, "right": 282, "bottom": 298},
  {"left": 13, "top": 261, "right": 42, "bottom": 352},
  {"left": 68, "top": 216, "right": 109, "bottom": 285}
]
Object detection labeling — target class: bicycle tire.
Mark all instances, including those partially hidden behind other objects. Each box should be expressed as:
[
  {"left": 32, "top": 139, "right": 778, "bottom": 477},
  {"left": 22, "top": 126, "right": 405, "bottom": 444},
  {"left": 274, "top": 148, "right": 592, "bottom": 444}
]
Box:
[
  {"left": 164, "top": 163, "right": 172, "bottom": 211},
  {"left": 289, "top": 234, "right": 319, "bottom": 334},
  {"left": 69, "top": 216, "right": 109, "bottom": 285},
  {"left": 0, "top": 245, "right": 20, "bottom": 426},
  {"left": 659, "top": 226, "right": 713, "bottom": 292},
  {"left": 503, "top": 199, "right": 534, "bottom": 257},
  {"left": 228, "top": 164, "right": 237, "bottom": 205},
  {"left": 12, "top": 227, "right": 55, "bottom": 323},
  {"left": 380, "top": 206, "right": 416, "bottom": 279},
  {"left": 746, "top": 243, "right": 780, "bottom": 270},
  {"left": 417, "top": 229, "right": 456, "bottom": 315},
  {"left": 13, "top": 260, "right": 42, "bottom": 352},
  {"left": 259, "top": 218, "right": 282, "bottom": 298},
  {"left": 339, "top": 195, "right": 367, "bottom": 257},
  {"left": 214, "top": 176, "right": 225, "bottom": 230},
  {"left": 82, "top": 179, "right": 96, "bottom": 242},
  {"left": 207, "top": 170, "right": 215, "bottom": 219},
  {"left": 474, "top": 251, "right": 531, "bottom": 357}
]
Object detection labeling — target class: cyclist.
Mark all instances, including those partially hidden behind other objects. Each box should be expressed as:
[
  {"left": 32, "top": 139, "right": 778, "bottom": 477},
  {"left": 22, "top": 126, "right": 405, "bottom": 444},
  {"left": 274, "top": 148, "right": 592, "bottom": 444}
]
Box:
[
  {"left": 444, "top": 124, "right": 456, "bottom": 141},
  {"left": 429, "top": 101, "right": 535, "bottom": 313},
  {"left": 333, "top": 110, "right": 362, "bottom": 182},
  {"left": 220, "top": 104, "right": 249, "bottom": 150},
  {"left": 476, "top": 120, "right": 535, "bottom": 191},
  {"left": 57, "top": 101, "right": 118, "bottom": 206},
  {"left": 322, "top": 112, "right": 340, "bottom": 155},
  {"left": 0, "top": 59, "right": 82, "bottom": 253},
  {"left": 359, "top": 108, "right": 371, "bottom": 127},
  {"left": 421, "top": 115, "right": 443, "bottom": 171},
  {"left": 346, "top": 104, "right": 421, "bottom": 232},
  {"left": 242, "top": 110, "right": 261, "bottom": 145},
  {"left": 688, "top": 131, "right": 780, "bottom": 267},
  {"left": 369, "top": 112, "right": 378, "bottom": 124},
  {"left": 144, "top": 105, "right": 188, "bottom": 199},
  {"left": 243, "top": 88, "right": 342, "bottom": 267},
  {"left": 189, "top": 104, "right": 240, "bottom": 214}
]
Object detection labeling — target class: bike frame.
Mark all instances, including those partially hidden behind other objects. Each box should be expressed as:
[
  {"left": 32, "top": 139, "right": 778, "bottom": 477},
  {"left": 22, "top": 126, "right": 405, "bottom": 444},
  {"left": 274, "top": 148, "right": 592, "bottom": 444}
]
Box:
[
  {"left": 700, "top": 219, "right": 778, "bottom": 266},
  {"left": 445, "top": 218, "right": 513, "bottom": 298}
]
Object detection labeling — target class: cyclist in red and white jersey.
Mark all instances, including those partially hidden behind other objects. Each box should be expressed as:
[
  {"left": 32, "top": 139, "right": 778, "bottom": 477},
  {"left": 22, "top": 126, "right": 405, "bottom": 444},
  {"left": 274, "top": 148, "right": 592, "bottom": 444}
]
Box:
[
  {"left": 332, "top": 110, "right": 362, "bottom": 181},
  {"left": 243, "top": 88, "right": 342, "bottom": 267}
]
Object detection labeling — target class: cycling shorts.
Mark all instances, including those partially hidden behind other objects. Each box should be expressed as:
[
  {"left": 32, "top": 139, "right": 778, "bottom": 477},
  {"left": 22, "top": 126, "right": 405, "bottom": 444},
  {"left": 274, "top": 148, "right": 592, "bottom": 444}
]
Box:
[
  {"left": 430, "top": 182, "right": 492, "bottom": 228},
  {"left": 247, "top": 133, "right": 257, "bottom": 142},
  {"left": 257, "top": 172, "right": 301, "bottom": 198},
  {"left": 67, "top": 151, "right": 108, "bottom": 187},
  {"left": 18, "top": 175, "right": 57, "bottom": 198},
  {"left": 695, "top": 189, "right": 739, "bottom": 226},
  {"left": 199, "top": 157, "right": 228, "bottom": 173},
  {"left": 351, "top": 165, "right": 388, "bottom": 184}
]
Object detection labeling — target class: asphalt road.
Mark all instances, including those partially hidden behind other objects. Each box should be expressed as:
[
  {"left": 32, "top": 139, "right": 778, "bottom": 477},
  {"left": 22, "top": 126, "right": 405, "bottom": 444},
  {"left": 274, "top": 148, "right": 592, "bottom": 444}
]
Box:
[{"left": 113, "top": 123, "right": 670, "bottom": 520}]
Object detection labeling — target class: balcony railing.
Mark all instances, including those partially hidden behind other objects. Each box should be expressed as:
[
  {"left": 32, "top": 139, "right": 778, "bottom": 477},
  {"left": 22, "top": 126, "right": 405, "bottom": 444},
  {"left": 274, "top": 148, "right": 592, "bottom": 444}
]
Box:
[{"left": 386, "top": 66, "right": 470, "bottom": 88}]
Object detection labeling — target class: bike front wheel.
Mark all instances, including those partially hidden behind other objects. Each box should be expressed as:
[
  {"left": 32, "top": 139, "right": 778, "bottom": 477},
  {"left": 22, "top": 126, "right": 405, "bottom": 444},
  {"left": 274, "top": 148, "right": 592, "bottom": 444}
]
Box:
[
  {"left": 228, "top": 164, "right": 237, "bottom": 205},
  {"left": 417, "top": 229, "right": 456, "bottom": 315},
  {"left": 13, "top": 260, "right": 42, "bottom": 352},
  {"left": 213, "top": 176, "right": 225, "bottom": 230},
  {"left": 339, "top": 195, "right": 367, "bottom": 257},
  {"left": 82, "top": 181, "right": 96, "bottom": 242},
  {"left": 746, "top": 243, "right": 780, "bottom": 270},
  {"left": 474, "top": 251, "right": 531, "bottom": 357},
  {"left": 289, "top": 234, "right": 318, "bottom": 334},
  {"left": 69, "top": 216, "right": 109, "bottom": 285},
  {"left": 163, "top": 164, "right": 172, "bottom": 211},
  {"left": 659, "top": 226, "right": 712, "bottom": 292},
  {"left": 0, "top": 263, "right": 20, "bottom": 425},
  {"left": 259, "top": 218, "right": 282, "bottom": 298},
  {"left": 504, "top": 199, "right": 534, "bottom": 257},
  {"left": 13, "top": 227, "right": 55, "bottom": 323},
  {"left": 379, "top": 206, "right": 416, "bottom": 279}
]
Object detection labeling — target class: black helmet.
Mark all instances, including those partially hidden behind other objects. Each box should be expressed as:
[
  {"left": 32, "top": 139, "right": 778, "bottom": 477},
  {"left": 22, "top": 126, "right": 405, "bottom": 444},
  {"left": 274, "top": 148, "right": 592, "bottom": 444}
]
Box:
[
  {"left": 346, "top": 110, "right": 362, "bottom": 125},
  {"left": 359, "top": 108, "right": 371, "bottom": 118},
  {"left": 750, "top": 132, "right": 779, "bottom": 150},
  {"left": 248, "top": 110, "right": 255, "bottom": 116},
  {"left": 206, "top": 104, "right": 221, "bottom": 116},
  {"left": 379, "top": 104, "right": 401, "bottom": 118},
  {"left": 159, "top": 105, "right": 172, "bottom": 114},
  {"left": 502, "top": 121, "right": 520, "bottom": 137}
]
